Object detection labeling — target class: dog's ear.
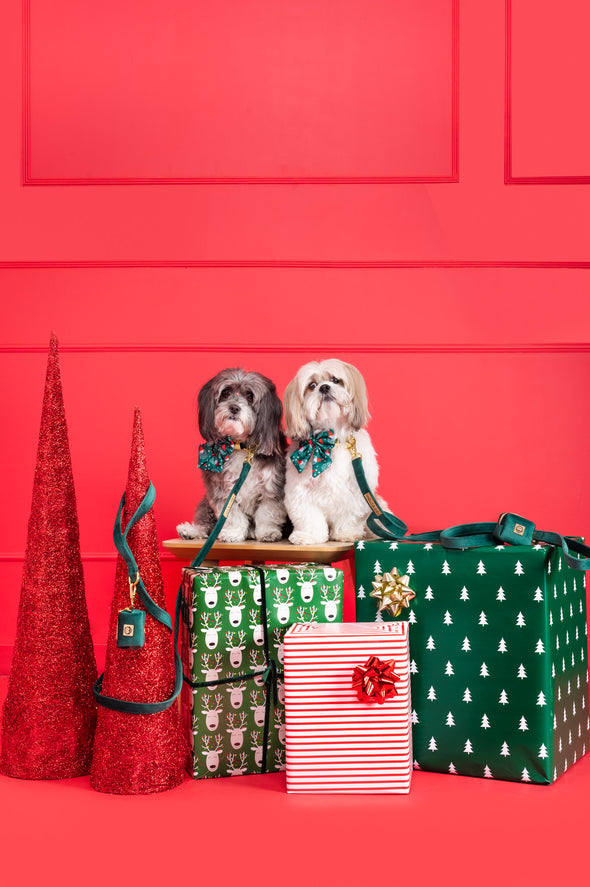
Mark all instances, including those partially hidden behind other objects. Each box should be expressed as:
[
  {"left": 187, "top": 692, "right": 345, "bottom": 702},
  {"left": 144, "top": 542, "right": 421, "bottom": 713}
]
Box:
[
  {"left": 344, "top": 362, "right": 370, "bottom": 431},
  {"left": 251, "top": 379, "right": 287, "bottom": 456},
  {"left": 197, "top": 378, "right": 217, "bottom": 441},
  {"left": 283, "top": 375, "right": 309, "bottom": 440}
]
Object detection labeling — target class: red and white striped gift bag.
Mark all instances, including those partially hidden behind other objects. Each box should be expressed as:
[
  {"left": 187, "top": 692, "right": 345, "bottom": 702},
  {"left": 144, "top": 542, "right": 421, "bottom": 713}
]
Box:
[{"left": 283, "top": 622, "right": 412, "bottom": 793}]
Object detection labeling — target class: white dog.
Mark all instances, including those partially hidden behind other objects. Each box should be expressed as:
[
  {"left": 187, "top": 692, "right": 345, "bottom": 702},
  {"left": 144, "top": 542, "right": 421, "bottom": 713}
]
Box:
[
  {"left": 176, "top": 368, "right": 288, "bottom": 543},
  {"left": 283, "top": 359, "right": 387, "bottom": 545}
]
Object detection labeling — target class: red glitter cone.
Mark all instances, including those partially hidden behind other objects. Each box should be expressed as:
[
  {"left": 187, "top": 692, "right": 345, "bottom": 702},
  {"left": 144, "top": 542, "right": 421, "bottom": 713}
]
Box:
[
  {"left": 0, "top": 334, "right": 97, "bottom": 779},
  {"left": 90, "top": 408, "right": 185, "bottom": 794}
]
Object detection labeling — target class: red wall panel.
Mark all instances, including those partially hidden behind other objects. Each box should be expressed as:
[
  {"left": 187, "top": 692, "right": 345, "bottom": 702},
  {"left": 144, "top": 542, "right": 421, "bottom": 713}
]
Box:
[
  {"left": 27, "top": 0, "right": 457, "bottom": 183},
  {"left": 2, "top": 2, "right": 590, "bottom": 673},
  {"left": 507, "top": 0, "right": 590, "bottom": 182}
]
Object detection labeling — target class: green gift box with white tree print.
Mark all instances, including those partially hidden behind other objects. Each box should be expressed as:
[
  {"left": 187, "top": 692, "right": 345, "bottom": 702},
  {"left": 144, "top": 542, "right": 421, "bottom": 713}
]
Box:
[
  {"left": 355, "top": 540, "right": 589, "bottom": 784},
  {"left": 179, "top": 563, "right": 343, "bottom": 779}
]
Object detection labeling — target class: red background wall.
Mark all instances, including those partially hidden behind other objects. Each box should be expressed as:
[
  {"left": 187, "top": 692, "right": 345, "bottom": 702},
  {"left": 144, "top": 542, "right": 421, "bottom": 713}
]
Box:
[{"left": 2, "top": 0, "right": 590, "bottom": 673}]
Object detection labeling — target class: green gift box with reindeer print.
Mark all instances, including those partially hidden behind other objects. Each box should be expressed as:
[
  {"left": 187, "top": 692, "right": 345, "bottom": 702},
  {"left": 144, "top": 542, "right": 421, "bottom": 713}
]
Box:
[{"left": 179, "top": 562, "right": 343, "bottom": 779}]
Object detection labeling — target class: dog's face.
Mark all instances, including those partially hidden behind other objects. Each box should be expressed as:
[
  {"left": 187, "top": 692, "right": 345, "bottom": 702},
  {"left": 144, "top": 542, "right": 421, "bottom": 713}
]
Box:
[
  {"left": 283, "top": 359, "right": 370, "bottom": 439},
  {"left": 198, "top": 368, "right": 286, "bottom": 456}
]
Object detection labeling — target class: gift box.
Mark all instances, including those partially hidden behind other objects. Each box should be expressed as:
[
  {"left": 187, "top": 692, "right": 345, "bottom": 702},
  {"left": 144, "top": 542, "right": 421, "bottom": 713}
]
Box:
[
  {"left": 283, "top": 622, "right": 412, "bottom": 793},
  {"left": 180, "top": 563, "right": 343, "bottom": 779},
  {"left": 355, "top": 540, "right": 589, "bottom": 784}
]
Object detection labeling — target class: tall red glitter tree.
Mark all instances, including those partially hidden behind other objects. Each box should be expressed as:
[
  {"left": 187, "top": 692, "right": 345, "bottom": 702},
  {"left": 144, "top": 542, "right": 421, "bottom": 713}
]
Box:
[
  {"left": 90, "top": 408, "right": 185, "bottom": 794},
  {"left": 0, "top": 334, "right": 97, "bottom": 779}
]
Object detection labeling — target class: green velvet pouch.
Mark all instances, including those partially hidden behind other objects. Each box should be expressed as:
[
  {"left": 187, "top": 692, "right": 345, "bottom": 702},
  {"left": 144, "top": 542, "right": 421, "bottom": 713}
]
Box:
[
  {"left": 116, "top": 608, "right": 146, "bottom": 648},
  {"left": 495, "top": 513, "right": 536, "bottom": 546}
]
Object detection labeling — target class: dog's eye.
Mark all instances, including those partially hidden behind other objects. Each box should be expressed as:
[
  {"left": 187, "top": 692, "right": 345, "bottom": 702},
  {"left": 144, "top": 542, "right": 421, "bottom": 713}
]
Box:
[
  {"left": 331, "top": 376, "right": 342, "bottom": 385},
  {"left": 307, "top": 381, "right": 317, "bottom": 391},
  {"left": 219, "top": 387, "right": 232, "bottom": 401},
  {"left": 245, "top": 390, "right": 254, "bottom": 405}
]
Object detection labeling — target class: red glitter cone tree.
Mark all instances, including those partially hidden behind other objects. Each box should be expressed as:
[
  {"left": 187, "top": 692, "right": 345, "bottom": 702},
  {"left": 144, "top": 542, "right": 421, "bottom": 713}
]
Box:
[
  {"left": 0, "top": 334, "right": 97, "bottom": 779},
  {"left": 90, "top": 408, "right": 185, "bottom": 794}
]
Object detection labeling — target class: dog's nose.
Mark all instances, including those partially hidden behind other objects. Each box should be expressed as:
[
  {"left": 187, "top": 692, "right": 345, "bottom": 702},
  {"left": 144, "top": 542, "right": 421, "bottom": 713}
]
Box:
[
  {"left": 229, "top": 404, "right": 241, "bottom": 416},
  {"left": 319, "top": 384, "right": 331, "bottom": 394}
]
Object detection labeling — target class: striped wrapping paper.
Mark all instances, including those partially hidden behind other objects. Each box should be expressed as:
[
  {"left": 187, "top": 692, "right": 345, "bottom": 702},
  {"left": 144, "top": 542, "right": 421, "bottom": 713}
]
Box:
[{"left": 283, "top": 622, "right": 412, "bottom": 793}]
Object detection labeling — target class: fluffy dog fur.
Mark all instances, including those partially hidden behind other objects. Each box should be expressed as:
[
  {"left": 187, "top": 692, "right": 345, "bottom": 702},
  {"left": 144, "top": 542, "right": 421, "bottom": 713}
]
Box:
[
  {"left": 176, "top": 368, "right": 288, "bottom": 543},
  {"left": 284, "top": 359, "right": 386, "bottom": 545}
]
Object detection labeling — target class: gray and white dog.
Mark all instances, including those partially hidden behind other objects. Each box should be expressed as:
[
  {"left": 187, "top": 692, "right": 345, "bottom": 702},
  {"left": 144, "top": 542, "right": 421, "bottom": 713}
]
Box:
[{"left": 176, "top": 368, "right": 288, "bottom": 542}]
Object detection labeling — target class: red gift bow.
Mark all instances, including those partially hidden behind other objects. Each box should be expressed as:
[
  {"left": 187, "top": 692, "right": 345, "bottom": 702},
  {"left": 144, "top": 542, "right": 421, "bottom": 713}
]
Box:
[{"left": 352, "top": 655, "right": 401, "bottom": 704}]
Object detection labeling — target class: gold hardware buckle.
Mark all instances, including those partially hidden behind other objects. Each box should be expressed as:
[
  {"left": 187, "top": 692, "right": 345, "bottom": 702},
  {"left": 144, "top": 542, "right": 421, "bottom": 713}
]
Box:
[
  {"left": 346, "top": 435, "right": 361, "bottom": 460},
  {"left": 128, "top": 573, "right": 140, "bottom": 608}
]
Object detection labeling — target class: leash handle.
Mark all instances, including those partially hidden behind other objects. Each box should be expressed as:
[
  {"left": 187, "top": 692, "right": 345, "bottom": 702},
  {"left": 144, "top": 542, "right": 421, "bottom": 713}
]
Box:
[
  {"left": 94, "top": 482, "right": 182, "bottom": 713},
  {"left": 348, "top": 437, "right": 590, "bottom": 571}
]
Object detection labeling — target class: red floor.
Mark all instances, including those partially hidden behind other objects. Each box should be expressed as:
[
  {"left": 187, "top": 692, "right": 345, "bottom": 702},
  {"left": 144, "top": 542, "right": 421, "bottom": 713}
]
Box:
[{"left": 1, "top": 674, "right": 589, "bottom": 887}]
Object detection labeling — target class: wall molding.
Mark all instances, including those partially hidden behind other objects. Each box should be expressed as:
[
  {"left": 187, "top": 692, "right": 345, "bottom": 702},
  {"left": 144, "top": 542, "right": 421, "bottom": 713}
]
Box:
[
  {"left": 3, "top": 259, "right": 590, "bottom": 270},
  {"left": 22, "top": 0, "right": 459, "bottom": 186},
  {"left": 505, "top": 0, "right": 590, "bottom": 184},
  {"left": 0, "top": 552, "right": 180, "bottom": 563},
  {"left": 2, "top": 343, "right": 590, "bottom": 356}
]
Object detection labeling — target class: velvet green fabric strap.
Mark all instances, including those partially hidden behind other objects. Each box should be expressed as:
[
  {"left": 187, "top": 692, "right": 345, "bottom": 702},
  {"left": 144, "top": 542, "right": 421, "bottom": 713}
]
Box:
[
  {"left": 93, "top": 482, "right": 182, "bottom": 714},
  {"left": 112, "top": 484, "right": 172, "bottom": 630},
  {"left": 440, "top": 518, "right": 590, "bottom": 571},
  {"left": 350, "top": 453, "right": 439, "bottom": 543},
  {"left": 95, "top": 453, "right": 255, "bottom": 715},
  {"left": 350, "top": 449, "right": 590, "bottom": 572},
  {"left": 190, "top": 454, "right": 253, "bottom": 570},
  {"left": 93, "top": 591, "right": 184, "bottom": 715}
]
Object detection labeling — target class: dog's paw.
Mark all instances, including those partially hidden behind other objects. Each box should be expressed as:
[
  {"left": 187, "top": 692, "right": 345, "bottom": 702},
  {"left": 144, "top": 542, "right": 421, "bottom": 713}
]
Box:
[
  {"left": 255, "top": 527, "right": 283, "bottom": 543},
  {"left": 176, "top": 522, "right": 206, "bottom": 540},
  {"left": 218, "top": 529, "right": 247, "bottom": 543},
  {"left": 289, "top": 529, "right": 328, "bottom": 546},
  {"left": 331, "top": 528, "right": 362, "bottom": 542}
]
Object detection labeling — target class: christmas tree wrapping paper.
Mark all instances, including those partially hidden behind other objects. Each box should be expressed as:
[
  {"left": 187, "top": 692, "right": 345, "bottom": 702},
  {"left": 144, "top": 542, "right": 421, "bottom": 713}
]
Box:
[
  {"left": 355, "top": 540, "right": 589, "bottom": 784},
  {"left": 283, "top": 622, "right": 412, "bottom": 793},
  {"left": 180, "top": 563, "right": 343, "bottom": 779}
]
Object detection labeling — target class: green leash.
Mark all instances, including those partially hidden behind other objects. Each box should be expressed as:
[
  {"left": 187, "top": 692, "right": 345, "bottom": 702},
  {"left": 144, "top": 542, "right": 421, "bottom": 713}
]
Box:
[
  {"left": 346, "top": 433, "right": 590, "bottom": 572},
  {"left": 93, "top": 450, "right": 255, "bottom": 715}
]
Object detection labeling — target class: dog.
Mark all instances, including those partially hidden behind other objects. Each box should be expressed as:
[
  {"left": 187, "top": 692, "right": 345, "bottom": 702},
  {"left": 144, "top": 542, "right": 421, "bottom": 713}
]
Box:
[
  {"left": 283, "top": 359, "right": 387, "bottom": 545},
  {"left": 176, "top": 368, "right": 288, "bottom": 543}
]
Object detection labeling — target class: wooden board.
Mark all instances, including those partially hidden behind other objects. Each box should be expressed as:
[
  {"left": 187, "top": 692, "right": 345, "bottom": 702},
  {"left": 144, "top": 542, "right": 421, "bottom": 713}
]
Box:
[{"left": 161, "top": 537, "right": 354, "bottom": 565}]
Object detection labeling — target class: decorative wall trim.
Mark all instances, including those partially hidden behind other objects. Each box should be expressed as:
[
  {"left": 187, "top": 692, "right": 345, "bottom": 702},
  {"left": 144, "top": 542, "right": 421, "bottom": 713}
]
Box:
[
  {"left": 505, "top": 0, "right": 590, "bottom": 184},
  {"left": 22, "top": 0, "right": 459, "bottom": 186},
  {"left": 2, "top": 343, "right": 590, "bottom": 356},
  {"left": 2, "top": 259, "right": 590, "bottom": 270},
  {"left": 0, "top": 552, "right": 180, "bottom": 563}
]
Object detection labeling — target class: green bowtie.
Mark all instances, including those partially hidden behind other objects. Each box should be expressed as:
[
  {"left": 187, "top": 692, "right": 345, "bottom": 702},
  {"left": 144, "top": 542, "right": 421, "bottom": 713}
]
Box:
[
  {"left": 290, "top": 430, "right": 336, "bottom": 477},
  {"left": 198, "top": 437, "right": 235, "bottom": 472}
]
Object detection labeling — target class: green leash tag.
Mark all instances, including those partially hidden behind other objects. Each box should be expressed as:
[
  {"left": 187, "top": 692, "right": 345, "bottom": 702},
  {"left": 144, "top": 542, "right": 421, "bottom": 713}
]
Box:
[{"left": 117, "top": 608, "right": 146, "bottom": 648}]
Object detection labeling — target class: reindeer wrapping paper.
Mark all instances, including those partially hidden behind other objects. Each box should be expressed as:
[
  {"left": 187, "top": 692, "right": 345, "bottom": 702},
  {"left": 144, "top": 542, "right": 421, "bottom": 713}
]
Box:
[{"left": 180, "top": 564, "right": 343, "bottom": 779}]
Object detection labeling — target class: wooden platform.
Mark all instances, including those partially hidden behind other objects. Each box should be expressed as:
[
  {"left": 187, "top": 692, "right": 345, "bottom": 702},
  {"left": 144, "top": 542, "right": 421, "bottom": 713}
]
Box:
[{"left": 161, "top": 537, "right": 354, "bottom": 565}]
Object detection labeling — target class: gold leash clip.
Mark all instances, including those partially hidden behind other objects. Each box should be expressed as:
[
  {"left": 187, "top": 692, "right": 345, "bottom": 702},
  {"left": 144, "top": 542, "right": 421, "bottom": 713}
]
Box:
[
  {"left": 346, "top": 434, "right": 361, "bottom": 460},
  {"left": 128, "top": 573, "right": 140, "bottom": 609}
]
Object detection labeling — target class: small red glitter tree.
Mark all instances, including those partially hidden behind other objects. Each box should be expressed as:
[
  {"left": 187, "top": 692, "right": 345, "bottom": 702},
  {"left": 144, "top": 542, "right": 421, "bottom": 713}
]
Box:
[
  {"left": 0, "top": 334, "right": 97, "bottom": 779},
  {"left": 90, "top": 408, "right": 185, "bottom": 794}
]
